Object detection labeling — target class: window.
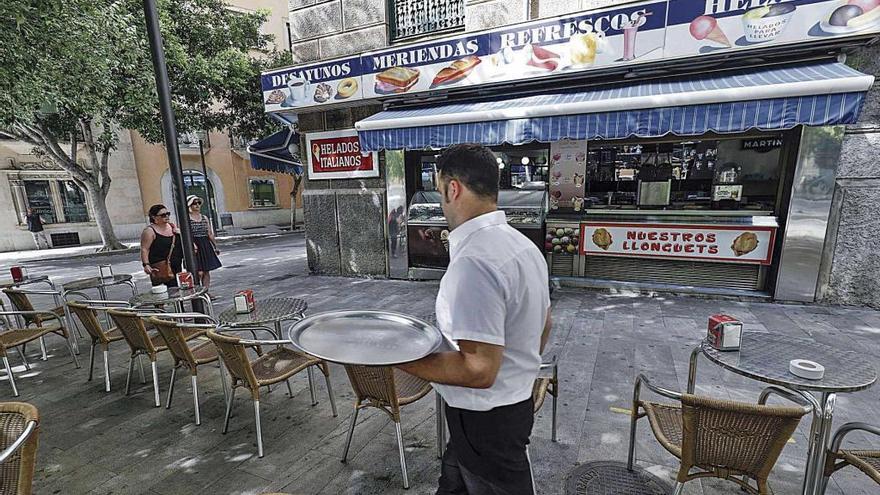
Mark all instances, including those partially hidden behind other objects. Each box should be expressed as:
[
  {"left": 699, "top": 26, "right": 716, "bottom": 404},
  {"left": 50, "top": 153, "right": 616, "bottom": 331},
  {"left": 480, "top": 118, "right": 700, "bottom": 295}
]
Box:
[
  {"left": 178, "top": 131, "right": 209, "bottom": 149},
  {"left": 390, "top": 0, "right": 465, "bottom": 41},
  {"left": 249, "top": 178, "right": 277, "bottom": 207},
  {"left": 22, "top": 180, "right": 90, "bottom": 224}
]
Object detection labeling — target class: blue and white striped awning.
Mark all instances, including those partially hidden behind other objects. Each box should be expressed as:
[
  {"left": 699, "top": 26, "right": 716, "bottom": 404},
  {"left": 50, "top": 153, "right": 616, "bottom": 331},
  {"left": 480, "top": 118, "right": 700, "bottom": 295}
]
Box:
[
  {"left": 356, "top": 62, "right": 873, "bottom": 151},
  {"left": 247, "top": 128, "right": 303, "bottom": 175}
]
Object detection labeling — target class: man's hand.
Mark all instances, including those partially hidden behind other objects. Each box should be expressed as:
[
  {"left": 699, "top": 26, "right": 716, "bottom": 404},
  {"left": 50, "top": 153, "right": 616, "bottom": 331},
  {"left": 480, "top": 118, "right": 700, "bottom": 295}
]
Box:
[{"left": 398, "top": 339, "right": 504, "bottom": 389}]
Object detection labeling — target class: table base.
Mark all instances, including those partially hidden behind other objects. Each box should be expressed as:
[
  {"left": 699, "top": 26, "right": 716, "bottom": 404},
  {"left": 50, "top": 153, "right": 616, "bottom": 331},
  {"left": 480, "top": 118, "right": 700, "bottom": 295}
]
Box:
[{"left": 565, "top": 461, "right": 672, "bottom": 494}]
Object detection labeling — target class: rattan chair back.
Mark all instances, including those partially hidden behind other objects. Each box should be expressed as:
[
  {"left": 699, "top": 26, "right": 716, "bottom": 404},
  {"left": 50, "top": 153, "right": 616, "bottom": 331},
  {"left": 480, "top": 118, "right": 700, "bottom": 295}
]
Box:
[
  {"left": 343, "top": 365, "right": 402, "bottom": 419},
  {"left": 679, "top": 393, "right": 806, "bottom": 486},
  {"left": 151, "top": 318, "right": 200, "bottom": 373},
  {"left": 107, "top": 309, "right": 159, "bottom": 357},
  {"left": 67, "top": 302, "right": 110, "bottom": 344},
  {"left": 206, "top": 330, "right": 260, "bottom": 394},
  {"left": 1, "top": 290, "right": 39, "bottom": 326},
  {"left": 0, "top": 402, "right": 39, "bottom": 495}
]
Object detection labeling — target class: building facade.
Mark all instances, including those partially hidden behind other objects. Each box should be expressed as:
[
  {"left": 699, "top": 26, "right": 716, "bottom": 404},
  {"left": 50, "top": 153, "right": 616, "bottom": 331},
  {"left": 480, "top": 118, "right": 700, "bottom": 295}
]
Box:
[{"left": 281, "top": 0, "right": 880, "bottom": 308}]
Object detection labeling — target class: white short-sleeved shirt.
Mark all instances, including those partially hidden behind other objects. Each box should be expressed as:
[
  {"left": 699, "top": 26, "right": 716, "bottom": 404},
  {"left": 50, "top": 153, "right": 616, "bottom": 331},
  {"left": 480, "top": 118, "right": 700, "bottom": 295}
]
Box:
[{"left": 433, "top": 210, "right": 550, "bottom": 412}]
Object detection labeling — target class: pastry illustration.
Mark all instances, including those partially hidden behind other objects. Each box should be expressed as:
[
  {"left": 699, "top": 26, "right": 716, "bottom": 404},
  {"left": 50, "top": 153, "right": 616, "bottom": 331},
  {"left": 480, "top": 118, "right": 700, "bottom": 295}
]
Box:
[
  {"left": 313, "top": 83, "right": 333, "bottom": 103},
  {"left": 335, "top": 78, "right": 359, "bottom": 99},
  {"left": 592, "top": 228, "right": 613, "bottom": 250},
  {"left": 431, "top": 56, "right": 481, "bottom": 87},
  {"left": 375, "top": 66, "right": 420, "bottom": 94},
  {"left": 689, "top": 15, "right": 732, "bottom": 47},
  {"left": 573, "top": 196, "right": 584, "bottom": 212},
  {"left": 731, "top": 232, "right": 759, "bottom": 256},
  {"left": 741, "top": 3, "right": 796, "bottom": 43},
  {"left": 265, "top": 89, "right": 287, "bottom": 105},
  {"left": 821, "top": 0, "right": 880, "bottom": 33},
  {"left": 525, "top": 44, "right": 560, "bottom": 72}
]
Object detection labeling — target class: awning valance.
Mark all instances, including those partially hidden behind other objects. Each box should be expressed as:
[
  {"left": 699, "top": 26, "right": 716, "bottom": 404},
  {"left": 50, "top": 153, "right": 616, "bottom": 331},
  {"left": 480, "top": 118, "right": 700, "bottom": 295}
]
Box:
[
  {"left": 356, "top": 62, "right": 873, "bottom": 151},
  {"left": 247, "top": 128, "right": 303, "bottom": 175}
]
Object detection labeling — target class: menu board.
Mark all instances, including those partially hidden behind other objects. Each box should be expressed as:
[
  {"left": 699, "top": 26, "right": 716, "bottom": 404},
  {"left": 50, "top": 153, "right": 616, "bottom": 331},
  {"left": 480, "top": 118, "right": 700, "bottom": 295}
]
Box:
[
  {"left": 549, "top": 140, "right": 588, "bottom": 212},
  {"left": 262, "top": 0, "right": 880, "bottom": 113},
  {"left": 580, "top": 222, "right": 776, "bottom": 264}
]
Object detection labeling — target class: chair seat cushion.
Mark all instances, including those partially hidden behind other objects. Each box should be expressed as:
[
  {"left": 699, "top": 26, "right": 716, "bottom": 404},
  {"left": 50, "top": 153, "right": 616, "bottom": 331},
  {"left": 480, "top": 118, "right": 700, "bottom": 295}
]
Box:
[
  {"left": 189, "top": 339, "right": 218, "bottom": 365},
  {"left": 839, "top": 450, "right": 880, "bottom": 485},
  {"left": 0, "top": 327, "right": 53, "bottom": 350},
  {"left": 395, "top": 368, "right": 432, "bottom": 406},
  {"left": 641, "top": 400, "right": 683, "bottom": 459},
  {"left": 104, "top": 328, "right": 125, "bottom": 342},
  {"left": 252, "top": 347, "right": 319, "bottom": 385}
]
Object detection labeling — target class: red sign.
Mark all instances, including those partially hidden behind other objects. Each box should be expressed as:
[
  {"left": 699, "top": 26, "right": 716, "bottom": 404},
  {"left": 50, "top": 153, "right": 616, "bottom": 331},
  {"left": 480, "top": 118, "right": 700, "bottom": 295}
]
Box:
[
  {"left": 580, "top": 222, "right": 776, "bottom": 265},
  {"left": 305, "top": 129, "right": 378, "bottom": 180}
]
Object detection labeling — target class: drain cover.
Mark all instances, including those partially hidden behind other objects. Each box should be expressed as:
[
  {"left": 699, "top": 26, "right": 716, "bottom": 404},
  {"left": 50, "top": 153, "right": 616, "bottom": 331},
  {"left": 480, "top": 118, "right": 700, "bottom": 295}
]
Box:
[{"left": 565, "top": 461, "right": 672, "bottom": 495}]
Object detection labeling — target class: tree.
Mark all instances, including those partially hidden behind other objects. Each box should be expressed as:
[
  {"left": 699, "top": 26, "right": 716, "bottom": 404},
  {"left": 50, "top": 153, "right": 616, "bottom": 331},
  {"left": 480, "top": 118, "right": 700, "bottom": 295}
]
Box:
[{"left": 0, "top": 0, "right": 281, "bottom": 250}]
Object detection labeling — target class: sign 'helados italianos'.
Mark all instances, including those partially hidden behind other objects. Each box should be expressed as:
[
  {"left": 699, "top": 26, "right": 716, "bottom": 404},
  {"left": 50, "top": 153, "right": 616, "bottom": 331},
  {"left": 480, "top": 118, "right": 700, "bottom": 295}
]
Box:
[{"left": 262, "top": 0, "right": 880, "bottom": 113}]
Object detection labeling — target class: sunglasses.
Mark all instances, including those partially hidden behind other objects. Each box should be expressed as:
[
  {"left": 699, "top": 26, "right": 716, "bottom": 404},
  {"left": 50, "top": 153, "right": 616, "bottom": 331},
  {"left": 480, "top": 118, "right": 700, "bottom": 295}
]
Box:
[
  {"left": 157, "top": 212, "right": 171, "bottom": 218},
  {"left": 192, "top": 201, "right": 203, "bottom": 206}
]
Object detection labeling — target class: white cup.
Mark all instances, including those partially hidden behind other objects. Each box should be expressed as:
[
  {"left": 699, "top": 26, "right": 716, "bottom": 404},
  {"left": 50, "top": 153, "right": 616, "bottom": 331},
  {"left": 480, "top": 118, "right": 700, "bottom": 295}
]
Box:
[{"left": 286, "top": 76, "right": 310, "bottom": 103}]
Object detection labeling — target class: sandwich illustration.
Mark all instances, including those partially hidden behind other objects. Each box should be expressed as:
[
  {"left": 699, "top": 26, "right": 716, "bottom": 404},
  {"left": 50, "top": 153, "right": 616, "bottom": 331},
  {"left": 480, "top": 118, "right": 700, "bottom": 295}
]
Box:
[
  {"left": 592, "top": 228, "right": 613, "bottom": 250},
  {"left": 431, "top": 56, "right": 481, "bottom": 87},
  {"left": 731, "top": 232, "right": 759, "bottom": 256},
  {"left": 375, "top": 66, "right": 420, "bottom": 94}
]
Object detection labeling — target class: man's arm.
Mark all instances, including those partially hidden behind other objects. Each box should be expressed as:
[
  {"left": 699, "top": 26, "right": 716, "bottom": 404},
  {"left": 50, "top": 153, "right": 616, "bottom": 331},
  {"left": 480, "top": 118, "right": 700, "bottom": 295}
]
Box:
[
  {"left": 398, "top": 339, "right": 504, "bottom": 389},
  {"left": 540, "top": 311, "right": 552, "bottom": 354}
]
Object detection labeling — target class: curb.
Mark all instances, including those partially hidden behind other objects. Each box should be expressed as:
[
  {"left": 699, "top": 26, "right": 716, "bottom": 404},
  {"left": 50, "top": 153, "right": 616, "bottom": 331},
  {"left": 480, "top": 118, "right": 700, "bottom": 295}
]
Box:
[{"left": 19, "top": 230, "right": 304, "bottom": 264}]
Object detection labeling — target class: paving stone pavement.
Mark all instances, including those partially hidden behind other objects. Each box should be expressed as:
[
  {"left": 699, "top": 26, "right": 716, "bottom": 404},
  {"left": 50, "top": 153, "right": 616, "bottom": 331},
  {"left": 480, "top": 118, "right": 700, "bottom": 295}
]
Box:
[{"left": 4, "top": 234, "right": 879, "bottom": 494}]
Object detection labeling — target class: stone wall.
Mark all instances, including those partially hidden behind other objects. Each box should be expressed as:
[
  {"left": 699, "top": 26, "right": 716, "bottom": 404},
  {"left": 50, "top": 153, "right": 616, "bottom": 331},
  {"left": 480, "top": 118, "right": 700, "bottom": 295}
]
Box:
[{"left": 818, "top": 44, "right": 880, "bottom": 309}]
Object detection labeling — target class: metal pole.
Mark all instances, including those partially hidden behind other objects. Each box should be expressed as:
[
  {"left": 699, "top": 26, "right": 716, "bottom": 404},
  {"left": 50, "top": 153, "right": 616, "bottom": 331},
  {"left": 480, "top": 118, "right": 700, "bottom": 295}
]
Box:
[
  {"left": 198, "top": 139, "right": 220, "bottom": 229},
  {"left": 142, "top": 0, "right": 200, "bottom": 288}
]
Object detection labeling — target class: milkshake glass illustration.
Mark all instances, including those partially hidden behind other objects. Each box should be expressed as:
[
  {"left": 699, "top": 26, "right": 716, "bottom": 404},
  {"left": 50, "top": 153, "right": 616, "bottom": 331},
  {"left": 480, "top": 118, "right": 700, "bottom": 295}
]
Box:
[{"left": 623, "top": 24, "right": 638, "bottom": 60}]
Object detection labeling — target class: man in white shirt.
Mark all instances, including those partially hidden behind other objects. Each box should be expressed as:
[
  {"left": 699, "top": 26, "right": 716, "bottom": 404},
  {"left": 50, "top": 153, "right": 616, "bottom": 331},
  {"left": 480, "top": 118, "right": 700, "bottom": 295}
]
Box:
[{"left": 399, "top": 144, "right": 551, "bottom": 494}]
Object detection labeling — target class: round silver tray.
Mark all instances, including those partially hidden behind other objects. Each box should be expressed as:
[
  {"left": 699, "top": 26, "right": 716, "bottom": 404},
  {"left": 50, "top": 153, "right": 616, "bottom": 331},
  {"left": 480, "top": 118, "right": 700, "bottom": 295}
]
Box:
[{"left": 287, "top": 310, "right": 443, "bottom": 366}]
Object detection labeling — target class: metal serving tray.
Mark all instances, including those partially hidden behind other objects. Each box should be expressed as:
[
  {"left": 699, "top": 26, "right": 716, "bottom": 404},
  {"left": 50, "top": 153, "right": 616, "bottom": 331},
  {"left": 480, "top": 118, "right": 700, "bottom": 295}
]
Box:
[{"left": 287, "top": 310, "right": 443, "bottom": 365}]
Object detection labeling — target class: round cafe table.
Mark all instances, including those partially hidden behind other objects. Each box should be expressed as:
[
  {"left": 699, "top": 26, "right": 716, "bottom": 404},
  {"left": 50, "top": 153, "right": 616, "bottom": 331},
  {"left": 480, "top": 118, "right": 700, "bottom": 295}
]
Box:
[
  {"left": 63, "top": 274, "right": 138, "bottom": 328},
  {"left": 687, "top": 332, "right": 877, "bottom": 495},
  {"left": 129, "top": 286, "right": 213, "bottom": 316},
  {"left": 218, "top": 297, "right": 307, "bottom": 339},
  {"left": 0, "top": 275, "right": 52, "bottom": 290}
]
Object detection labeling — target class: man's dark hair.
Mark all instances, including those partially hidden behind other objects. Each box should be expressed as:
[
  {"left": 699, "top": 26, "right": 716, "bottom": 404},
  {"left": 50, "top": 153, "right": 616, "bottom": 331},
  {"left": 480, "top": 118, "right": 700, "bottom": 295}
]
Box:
[{"left": 436, "top": 143, "right": 499, "bottom": 202}]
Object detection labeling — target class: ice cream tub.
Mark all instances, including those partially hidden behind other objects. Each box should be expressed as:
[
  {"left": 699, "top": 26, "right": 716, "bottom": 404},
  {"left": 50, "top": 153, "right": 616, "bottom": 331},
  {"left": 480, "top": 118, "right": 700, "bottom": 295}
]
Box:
[{"left": 742, "top": 3, "right": 797, "bottom": 43}]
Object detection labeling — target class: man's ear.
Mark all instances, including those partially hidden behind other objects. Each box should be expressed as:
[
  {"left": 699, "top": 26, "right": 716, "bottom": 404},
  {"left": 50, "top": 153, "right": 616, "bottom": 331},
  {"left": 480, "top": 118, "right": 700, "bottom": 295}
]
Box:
[{"left": 448, "top": 178, "right": 462, "bottom": 201}]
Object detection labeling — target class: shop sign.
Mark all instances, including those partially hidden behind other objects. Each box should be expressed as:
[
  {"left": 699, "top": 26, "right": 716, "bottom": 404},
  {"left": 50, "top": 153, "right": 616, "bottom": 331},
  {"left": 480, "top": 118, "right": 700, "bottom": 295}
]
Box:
[
  {"left": 580, "top": 222, "right": 776, "bottom": 264},
  {"left": 262, "top": 0, "right": 880, "bottom": 113},
  {"left": 741, "top": 137, "right": 784, "bottom": 151},
  {"left": 304, "top": 129, "right": 379, "bottom": 180}
]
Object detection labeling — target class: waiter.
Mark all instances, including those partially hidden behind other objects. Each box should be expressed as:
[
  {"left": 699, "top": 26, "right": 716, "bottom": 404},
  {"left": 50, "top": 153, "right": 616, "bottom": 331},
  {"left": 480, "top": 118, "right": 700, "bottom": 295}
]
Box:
[{"left": 399, "top": 144, "right": 551, "bottom": 494}]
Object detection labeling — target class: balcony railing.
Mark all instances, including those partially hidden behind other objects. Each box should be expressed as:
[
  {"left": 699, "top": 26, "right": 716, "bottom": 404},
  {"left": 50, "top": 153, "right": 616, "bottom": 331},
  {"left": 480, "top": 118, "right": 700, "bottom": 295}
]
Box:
[
  {"left": 390, "top": 0, "right": 465, "bottom": 42},
  {"left": 177, "top": 131, "right": 209, "bottom": 149}
]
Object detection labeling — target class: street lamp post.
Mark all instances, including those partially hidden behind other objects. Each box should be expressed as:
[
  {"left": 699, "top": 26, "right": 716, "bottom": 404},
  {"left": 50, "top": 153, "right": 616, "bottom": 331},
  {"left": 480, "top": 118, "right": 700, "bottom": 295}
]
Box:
[{"left": 142, "top": 0, "right": 199, "bottom": 287}]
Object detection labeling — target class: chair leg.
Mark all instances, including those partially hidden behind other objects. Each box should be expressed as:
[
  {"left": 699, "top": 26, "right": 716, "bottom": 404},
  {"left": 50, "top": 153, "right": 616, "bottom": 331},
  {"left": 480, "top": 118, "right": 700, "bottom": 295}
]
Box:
[
  {"left": 341, "top": 405, "right": 360, "bottom": 463},
  {"left": 323, "top": 371, "right": 338, "bottom": 417},
  {"left": 87, "top": 343, "right": 96, "bottom": 381},
  {"left": 125, "top": 355, "right": 134, "bottom": 395},
  {"left": 166, "top": 366, "right": 178, "bottom": 409},
  {"left": 138, "top": 355, "right": 146, "bottom": 384},
  {"left": 254, "top": 400, "right": 263, "bottom": 458},
  {"left": 285, "top": 378, "right": 293, "bottom": 397},
  {"left": 39, "top": 337, "right": 47, "bottom": 361},
  {"left": 436, "top": 393, "right": 446, "bottom": 459},
  {"left": 17, "top": 346, "right": 30, "bottom": 371},
  {"left": 223, "top": 389, "right": 235, "bottom": 434},
  {"left": 151, "top": 360, "right": 160, "bottom": 407},
  {"left": 551, "top": 386, "right": 558, "bottom": 443},
  {"left": 103, "top": 349, "right": 111, "bottom": 392},
  {"left": 3, "top": 356, "right": 19, "bottom": 397},
  {"left": 65, "top": 332, "right": 81, "bottom": 368},
  {"left": 191, "top": 374, "right": 201, "bottom": 426},
  {"left": 307, "top": 366, "right": 317, "bottom": 406},
  {"left": 394, "top": 421, "right": 409, "bottom": 489},
  {"left": 627, "top": 408, "right": 638, "bottom": 471},
  {"left": 672, "top": 482, "right": 685, "bottom": 495}
]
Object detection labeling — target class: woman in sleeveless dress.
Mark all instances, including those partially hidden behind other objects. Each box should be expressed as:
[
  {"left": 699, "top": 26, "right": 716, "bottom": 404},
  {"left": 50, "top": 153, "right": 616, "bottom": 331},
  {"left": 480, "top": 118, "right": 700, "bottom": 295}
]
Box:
[
  {"left": 140, "top": 204, "right": 184, "bottom": 287},
  {"left": 186, "top": 195, "right": 222, "bottom": 291}
]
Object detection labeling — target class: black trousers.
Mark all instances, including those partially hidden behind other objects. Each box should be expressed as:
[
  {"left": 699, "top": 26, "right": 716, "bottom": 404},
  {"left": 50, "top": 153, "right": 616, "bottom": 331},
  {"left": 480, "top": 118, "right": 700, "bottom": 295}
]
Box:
[{"left": 437, "top": 398, "right": 535, "bottom": 495}]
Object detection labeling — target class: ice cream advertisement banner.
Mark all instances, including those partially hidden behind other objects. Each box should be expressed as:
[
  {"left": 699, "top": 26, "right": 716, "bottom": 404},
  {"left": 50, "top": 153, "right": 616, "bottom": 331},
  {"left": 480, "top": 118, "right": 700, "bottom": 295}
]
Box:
[
  {"left": 305, "top": 129, "right": 379, "bottom": 180},
  {"left": 549, "top": 140, "right": 588, "bottom": 212},
  {"left": 262, "top": 0, "right": 880, "bottom": 112},
  {"left": 580, "top": 222, "right": 776, "bottom": 264}
]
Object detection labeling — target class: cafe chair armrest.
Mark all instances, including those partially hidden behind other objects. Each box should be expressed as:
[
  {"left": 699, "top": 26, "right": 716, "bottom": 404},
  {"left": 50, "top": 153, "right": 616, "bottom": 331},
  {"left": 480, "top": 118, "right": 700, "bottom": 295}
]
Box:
[
  {"left": 633, "top": 373, "right": 683, "bottom": 405},
  {"left": 9, "top": 289, "right": 62, "bottom": 297},
  {"left": 150, "top": 312, "right": 217, "bottom": 325},
  {"left": 0, "top": 420, "right": 36, "bottom": 465},
  {"left": 758, "top": 385, "right": 815, "bottom": 415},
  {"left": 537, "top": 355, "right": 558, "bottom": 379},
  {"left": 216, "top": 325, "right": 286, "bottom": 345},
  {"left": 830, "top": 422, "right": 880, "bottom": 455},
  {"left": 0, "top": 310, "right": 64, "bottom": 320}
]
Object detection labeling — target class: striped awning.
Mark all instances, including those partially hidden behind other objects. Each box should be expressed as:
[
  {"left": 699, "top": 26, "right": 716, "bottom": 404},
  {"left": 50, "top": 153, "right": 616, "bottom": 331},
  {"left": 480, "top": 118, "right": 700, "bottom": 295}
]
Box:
[
  {"left": 247, "top": 128, "right": 303, "bottom": 175},
  {"left": 356, "top": 62, "right": 873, "bottom": 151}
]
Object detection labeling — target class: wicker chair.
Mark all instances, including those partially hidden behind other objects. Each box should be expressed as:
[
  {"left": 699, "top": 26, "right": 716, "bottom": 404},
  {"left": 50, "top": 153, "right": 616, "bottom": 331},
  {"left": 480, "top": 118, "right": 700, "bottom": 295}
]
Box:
[
  {"left": 107, "top": 308, "right": 205, "bottom": 407},
  {"left": 148, "top": 315, "right": 226, "bottom": 425},
  {"left": 206, "top": 327, "right": 337, "bottom": 458},
  {"left": 532, "top": 357, "right": 559, "bottom": 442},
  {"left": 822, "top": 422, "right": 880, "bottom": 493},
  {"left": 627, "top": 374, "right": 810, "bottom": 495},
  {"left": 341, "top": 365, "right": 432, "bottom": 489},
  {"left": 0, "top": 310, "right": 80, "bottom": 397},
  {"left": 0, "top": 402, "right": 39, "bottom": 495},
  {"left": 67, "top": 300, "right": 130, "bottom": 392},
  {"left": 3, "top": 287, "right": 82, "bottom": 348}
]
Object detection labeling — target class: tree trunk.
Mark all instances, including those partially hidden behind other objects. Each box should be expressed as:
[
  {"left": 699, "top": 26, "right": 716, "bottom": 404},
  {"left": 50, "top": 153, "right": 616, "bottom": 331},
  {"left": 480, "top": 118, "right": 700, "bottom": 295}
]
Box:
[
  {"left": 87, "top": 183, "right": 126, "bottom": 252},
  {"left": 290, "top": 173, "right": 303, "bottom": 230}
]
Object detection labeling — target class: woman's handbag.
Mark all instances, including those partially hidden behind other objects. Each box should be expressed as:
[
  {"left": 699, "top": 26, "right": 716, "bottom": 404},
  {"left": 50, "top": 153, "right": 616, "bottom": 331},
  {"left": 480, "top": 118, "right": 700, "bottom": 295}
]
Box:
[{"left": 150, "top": 232, "right": 176, "bottom": 284}]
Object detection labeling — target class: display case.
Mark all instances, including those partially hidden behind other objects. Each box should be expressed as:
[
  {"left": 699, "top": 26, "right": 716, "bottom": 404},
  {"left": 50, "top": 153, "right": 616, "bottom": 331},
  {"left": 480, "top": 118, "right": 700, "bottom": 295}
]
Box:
[{"left": 406, "top": 189, "right": 548, "bottom": 270}]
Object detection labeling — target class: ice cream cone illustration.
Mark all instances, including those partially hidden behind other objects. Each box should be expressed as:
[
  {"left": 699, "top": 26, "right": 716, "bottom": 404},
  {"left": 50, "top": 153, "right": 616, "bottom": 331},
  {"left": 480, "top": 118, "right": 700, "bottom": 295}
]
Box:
[
  {"left": 690, "top": 15, "right": 732, "bottom": 47},
  {"left": 591, "top": 228, "right": 613, "bottom": 250},
  {"left": 731, "top": 232, "right": 759, "bottom": 256},
  {"left": 440, "top": 229, "right": 450, "bottom": 252}
]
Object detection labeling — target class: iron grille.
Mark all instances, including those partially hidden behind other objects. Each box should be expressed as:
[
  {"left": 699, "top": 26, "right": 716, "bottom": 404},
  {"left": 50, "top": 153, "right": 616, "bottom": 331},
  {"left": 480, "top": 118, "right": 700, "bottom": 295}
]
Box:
[{"left": 390, "top": 0, "right": 465, "bottom": 41}]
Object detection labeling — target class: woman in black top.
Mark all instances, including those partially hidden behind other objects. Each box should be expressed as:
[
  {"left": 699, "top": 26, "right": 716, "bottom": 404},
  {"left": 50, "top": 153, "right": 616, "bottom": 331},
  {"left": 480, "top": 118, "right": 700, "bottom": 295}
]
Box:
[{"left": 140, "top": 204, "right": 184, "bottom": 286}]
